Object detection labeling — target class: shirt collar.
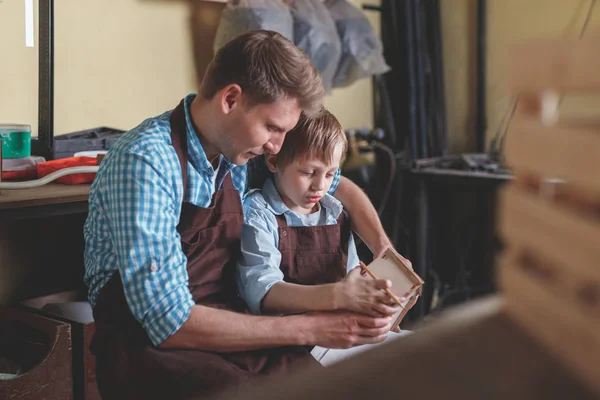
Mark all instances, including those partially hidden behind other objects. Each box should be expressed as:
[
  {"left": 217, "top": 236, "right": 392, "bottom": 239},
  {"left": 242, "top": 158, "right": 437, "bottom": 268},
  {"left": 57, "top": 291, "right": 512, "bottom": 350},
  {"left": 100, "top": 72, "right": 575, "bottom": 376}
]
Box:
[
  {"left": 182, "top": 93, "right": 239, "bottom": 176},
  {"left": 261, "top": 177, "right": 344, "bottom": 218}
]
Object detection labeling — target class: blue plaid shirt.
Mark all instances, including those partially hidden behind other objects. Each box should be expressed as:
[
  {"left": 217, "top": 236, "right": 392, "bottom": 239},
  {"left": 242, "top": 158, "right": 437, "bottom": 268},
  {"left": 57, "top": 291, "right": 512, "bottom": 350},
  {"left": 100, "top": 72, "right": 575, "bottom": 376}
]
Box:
[{"left": 84, "top": 94, "right": 340, "bottom": 346}]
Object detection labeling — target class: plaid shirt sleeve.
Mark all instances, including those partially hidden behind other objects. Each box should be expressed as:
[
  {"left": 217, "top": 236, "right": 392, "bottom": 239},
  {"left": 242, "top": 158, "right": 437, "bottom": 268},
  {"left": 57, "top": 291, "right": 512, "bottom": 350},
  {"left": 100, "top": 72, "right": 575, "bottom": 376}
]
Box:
[
  {"left": 330, "top": 168, "right": 341, "bottom": 193},
  {"left": 100, "top": 149, "right": 194, "bottom": 346}
]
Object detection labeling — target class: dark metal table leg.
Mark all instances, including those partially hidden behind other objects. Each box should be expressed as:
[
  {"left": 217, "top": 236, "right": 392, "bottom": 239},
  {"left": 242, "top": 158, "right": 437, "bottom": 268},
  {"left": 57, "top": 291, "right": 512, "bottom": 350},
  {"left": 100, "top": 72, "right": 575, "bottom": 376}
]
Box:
[{"left": 415, "top": 177, "right": 429, "bottom": 318}]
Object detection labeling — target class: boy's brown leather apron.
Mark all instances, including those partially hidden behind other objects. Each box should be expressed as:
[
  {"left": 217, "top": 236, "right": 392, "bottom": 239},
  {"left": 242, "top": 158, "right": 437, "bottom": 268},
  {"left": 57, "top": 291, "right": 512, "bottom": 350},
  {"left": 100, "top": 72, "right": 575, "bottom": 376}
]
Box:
[
  {"left": 90, "top": 99, "right": 317, "bottom": 400},
  {"left": 275, "top": 211, "right": 351, "bottom": 286}
]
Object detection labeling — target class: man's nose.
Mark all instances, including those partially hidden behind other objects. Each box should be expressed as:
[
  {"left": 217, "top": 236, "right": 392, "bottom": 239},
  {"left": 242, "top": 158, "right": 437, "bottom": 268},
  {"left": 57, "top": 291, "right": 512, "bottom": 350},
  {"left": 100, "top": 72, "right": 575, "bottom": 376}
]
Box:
[
  {"left": 264, "top": 135, "right": 284, "bottom": 155},
  {"left": 264, "top": 141, "right": 279, "bottom": 154}
]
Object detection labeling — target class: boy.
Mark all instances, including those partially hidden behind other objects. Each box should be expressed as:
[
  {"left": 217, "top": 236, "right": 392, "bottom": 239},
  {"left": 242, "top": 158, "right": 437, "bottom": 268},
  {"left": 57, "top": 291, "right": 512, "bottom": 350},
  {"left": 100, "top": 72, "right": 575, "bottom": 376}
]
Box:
[{"left": 237, "top": 109, "right": 401, "bottom": 325}]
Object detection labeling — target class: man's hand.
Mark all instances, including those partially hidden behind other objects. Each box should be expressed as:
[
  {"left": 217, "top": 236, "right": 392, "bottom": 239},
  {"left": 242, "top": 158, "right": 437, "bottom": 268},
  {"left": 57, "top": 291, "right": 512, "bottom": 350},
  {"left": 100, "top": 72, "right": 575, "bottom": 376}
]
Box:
[
  {"left": 301, "top": 311, "right": 393, "bottom": 349},
  {"left": 373, "top": 243, "right": 414, "bottom": 272},
  {"left": 333, "top": 268, "right": 402, "bottom": 317},
  {"left": 372, "top": 241, "right": 391, "bottom": 260},
  {"left": 397, "top": 253, "right": 414, "bottom": 271}
]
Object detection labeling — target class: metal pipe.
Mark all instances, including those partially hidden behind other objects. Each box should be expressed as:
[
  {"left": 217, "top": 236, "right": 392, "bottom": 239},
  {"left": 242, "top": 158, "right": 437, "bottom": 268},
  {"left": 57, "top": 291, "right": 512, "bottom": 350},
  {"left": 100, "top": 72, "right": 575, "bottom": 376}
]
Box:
[
  {"left": 432, "top": 0, "right": 448, "bottom": 155},
  {"left": 476, "top": 0, "right": 487, "bottom": 153},
  {"left": 414, "top": 0, "right": 429, "bottom": 159},
  {"left": 405, "top": 0, "right": 419, "bottom": 160},
  {"left": 37, "top": 0, "right": 55, "bottom": 160}
]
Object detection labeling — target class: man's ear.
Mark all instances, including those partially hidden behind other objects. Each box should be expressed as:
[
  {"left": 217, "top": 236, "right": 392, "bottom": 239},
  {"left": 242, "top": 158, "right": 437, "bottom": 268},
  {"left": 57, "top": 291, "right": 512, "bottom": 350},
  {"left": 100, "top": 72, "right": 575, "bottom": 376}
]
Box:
[
  {"left": 220, "top": 84, "right": 243, "bottom": 115},
  {"left": 265, "top": 153, "right": 279, "bottom": 173}
]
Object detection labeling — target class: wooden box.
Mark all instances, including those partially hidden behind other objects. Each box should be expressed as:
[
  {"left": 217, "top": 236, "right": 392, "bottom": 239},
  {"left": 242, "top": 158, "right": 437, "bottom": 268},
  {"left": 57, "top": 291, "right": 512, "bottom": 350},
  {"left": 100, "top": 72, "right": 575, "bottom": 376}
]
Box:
[
  {"left": 0, "top": 306, "right": 73, "bottom": 400},
  {"left": 21, "top": 291, "right": 100, "bottom": 400}
]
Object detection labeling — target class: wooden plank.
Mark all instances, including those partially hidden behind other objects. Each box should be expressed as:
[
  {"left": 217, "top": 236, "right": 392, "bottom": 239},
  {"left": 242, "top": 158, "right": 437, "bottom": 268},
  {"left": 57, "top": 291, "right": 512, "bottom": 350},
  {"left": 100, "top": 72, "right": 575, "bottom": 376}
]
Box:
[
  {"left": 498, "top": 185, "right": 600, "bottom": 283},
  {"left": 508, "top": 35, "right": 600, "bottom": 93},
  {"left": 504, "top": 116, "right": 600, "bottom": 199},
  {"left": 499, "top": 254, "right": 600, "bottom": 395},
  {"left": 499, "top": 240, "right": 600, "bottom": 329},
  {"left": 0, "top": 184, "right": 90, "bottom": 209}
]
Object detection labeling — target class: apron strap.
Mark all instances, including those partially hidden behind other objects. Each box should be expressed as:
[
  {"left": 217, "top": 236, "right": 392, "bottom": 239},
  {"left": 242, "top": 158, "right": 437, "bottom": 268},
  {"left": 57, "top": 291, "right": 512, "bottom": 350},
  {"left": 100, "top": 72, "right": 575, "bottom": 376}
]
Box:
[
  {"left": 275, "top": 213, "right": 288, "bottom": 229},
  {"left": 338, "top": 211, "right": 351, "bottom": 255},
  {"left": 169, "top": 99, "right": 189, "bottom": 199}
]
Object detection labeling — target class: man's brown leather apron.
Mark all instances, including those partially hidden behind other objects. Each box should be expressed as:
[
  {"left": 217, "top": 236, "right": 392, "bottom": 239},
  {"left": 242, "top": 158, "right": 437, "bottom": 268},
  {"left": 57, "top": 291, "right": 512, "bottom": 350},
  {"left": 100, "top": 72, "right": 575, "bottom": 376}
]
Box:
[{"left": 90, "top": 100, "right": 318, "bottom": 400}]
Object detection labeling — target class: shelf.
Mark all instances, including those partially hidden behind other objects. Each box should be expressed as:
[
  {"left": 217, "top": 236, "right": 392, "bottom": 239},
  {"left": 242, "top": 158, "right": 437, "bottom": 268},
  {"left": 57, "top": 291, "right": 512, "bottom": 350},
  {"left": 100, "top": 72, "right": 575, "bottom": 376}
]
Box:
[{"left": 0, "top": 184, "right": 90, "bottom": 222}]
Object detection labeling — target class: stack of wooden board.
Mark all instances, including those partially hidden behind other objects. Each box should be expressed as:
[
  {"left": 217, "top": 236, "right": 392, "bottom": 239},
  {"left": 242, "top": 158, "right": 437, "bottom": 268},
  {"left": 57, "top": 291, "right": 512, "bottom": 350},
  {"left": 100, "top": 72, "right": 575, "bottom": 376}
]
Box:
[
  {"left": 497, "top": 34, "right": 600, "bottom": 396},
  {"left": 209, "top": 34, "right": 599, "bottom": 400}
]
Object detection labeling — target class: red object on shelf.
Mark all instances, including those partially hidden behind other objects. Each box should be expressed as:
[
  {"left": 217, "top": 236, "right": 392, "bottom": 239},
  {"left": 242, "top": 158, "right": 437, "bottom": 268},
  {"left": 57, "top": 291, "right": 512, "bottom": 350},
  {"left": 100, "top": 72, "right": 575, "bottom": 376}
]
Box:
[
  {"left": 2, "top": 155, "right": 45, "bottom": 181},
  {"left": 36, "top": 156, "right": 98, "bottom": 185},
  {"left": 2, "top": 169, "right": 38, "bottom": 180}
]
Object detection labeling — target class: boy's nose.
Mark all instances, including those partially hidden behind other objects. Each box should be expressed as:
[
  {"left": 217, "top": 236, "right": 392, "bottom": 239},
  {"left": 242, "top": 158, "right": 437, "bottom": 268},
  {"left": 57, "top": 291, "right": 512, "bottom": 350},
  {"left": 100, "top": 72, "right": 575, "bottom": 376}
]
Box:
[{"left": 312, "top": 177, "right": 326, "bottom": 191}]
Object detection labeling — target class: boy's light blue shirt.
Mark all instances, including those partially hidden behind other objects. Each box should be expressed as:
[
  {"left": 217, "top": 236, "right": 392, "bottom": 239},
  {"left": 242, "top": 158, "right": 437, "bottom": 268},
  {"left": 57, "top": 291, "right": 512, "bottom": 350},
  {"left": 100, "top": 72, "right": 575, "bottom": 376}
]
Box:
[{"left": 237, "top": 178, "right": 360, "bottom": 315}]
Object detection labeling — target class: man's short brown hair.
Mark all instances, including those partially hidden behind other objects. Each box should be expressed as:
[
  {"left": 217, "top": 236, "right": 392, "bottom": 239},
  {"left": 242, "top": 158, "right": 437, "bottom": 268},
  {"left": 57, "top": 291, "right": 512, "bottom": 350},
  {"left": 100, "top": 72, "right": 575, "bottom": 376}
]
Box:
[
  {"left": 200, "top": 30, "right": 324, "bottom": 116},
  {"left": 276, "top": 108, "right": 347, "bottom": 168}
]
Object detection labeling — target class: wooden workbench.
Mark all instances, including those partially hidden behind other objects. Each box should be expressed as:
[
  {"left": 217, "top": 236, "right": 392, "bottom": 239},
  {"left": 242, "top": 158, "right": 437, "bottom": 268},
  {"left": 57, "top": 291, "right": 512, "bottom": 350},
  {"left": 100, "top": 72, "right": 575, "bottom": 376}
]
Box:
[
  {"left": 0, "top": 184, "right": 90, "bottom": 222},
  {"left": 0, "top": 183, "right": 90, "bottom": 301}
]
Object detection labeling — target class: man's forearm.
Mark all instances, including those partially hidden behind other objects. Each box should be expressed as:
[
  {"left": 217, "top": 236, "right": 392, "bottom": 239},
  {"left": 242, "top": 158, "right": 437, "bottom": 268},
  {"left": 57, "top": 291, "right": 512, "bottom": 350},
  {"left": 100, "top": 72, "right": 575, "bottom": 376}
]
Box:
[
  {"left": 261, "top": 282, "right": 338, "bottom": 314},
  {"left": 159, "top": 304, "right": 311, "bottom": 352},
  {"left": 160, "top": 303, "right": 395, "bottom": 352},
  {"left": 334, "top": 176, "right": 392, "bottom": 255}
]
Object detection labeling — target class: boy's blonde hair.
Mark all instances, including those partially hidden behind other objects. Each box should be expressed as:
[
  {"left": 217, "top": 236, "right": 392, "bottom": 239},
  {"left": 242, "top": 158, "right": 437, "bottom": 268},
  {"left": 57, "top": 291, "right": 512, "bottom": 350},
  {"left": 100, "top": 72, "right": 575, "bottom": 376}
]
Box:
[{"left": 276, "top": 108, "right": 347, "bottom": 168}]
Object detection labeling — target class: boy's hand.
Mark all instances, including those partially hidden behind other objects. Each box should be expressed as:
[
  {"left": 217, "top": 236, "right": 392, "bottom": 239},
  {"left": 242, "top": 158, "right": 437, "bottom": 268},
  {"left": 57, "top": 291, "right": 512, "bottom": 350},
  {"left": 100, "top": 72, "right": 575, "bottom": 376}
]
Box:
[{"left": 333, "top": 267, "right": 403, "bottom": 317}]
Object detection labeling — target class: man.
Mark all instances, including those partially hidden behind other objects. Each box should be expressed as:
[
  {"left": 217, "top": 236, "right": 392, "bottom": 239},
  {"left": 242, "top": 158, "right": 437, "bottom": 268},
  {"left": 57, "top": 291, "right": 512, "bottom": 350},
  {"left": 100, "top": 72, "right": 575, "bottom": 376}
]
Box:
[{"left": 84, "top": 30, "right": 407, "bottom": 400}]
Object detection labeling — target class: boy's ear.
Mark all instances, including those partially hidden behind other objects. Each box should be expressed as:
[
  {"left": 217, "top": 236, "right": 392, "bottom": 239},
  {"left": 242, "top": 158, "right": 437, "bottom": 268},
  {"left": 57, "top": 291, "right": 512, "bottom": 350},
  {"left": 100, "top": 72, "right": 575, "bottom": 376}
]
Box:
[{"left": 265, "top": 153, "right": 278, "bottom": 173}]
